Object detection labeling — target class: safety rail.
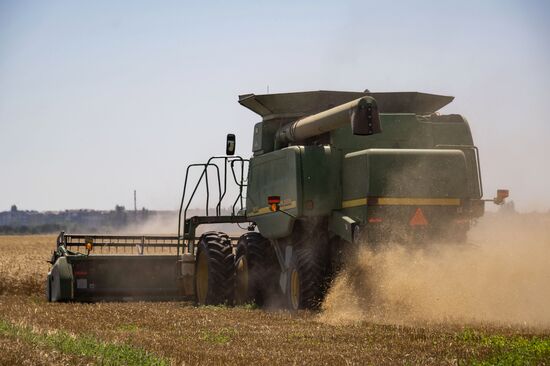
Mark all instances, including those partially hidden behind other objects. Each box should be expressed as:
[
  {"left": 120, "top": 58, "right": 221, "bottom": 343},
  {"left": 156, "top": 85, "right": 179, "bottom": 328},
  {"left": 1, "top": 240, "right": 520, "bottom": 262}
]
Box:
[
  {"left": 177, "top": 156, "right": 250, "bottom": 256},
  {"left": 56, "top": 156, "right": 253, "bottom": 257}
]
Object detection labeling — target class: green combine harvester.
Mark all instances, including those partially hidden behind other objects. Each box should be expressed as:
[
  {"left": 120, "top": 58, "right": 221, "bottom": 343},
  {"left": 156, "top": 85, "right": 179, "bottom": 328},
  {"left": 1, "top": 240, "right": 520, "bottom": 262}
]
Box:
[{"left": 46, "top": 90, "right": 508, "bottom": 309}]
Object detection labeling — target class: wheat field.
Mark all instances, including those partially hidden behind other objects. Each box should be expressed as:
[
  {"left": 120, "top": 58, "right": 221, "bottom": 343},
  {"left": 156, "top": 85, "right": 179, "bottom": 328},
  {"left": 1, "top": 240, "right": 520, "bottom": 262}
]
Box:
[{"left": 0, "top": 233, "right": 549, "bottom": 365}]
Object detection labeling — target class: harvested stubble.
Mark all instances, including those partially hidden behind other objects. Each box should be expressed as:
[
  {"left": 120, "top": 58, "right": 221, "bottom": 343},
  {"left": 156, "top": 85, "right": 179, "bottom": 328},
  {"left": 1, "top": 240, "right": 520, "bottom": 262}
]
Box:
[{"left": 4, "top": 295, "right": 548, "bottom": 366}]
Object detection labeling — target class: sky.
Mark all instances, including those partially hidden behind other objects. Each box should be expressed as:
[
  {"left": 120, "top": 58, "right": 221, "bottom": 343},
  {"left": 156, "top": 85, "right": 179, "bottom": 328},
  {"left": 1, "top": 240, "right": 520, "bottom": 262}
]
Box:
[{"left": 1, "top": 0, "right": 549, "bottom": 212}]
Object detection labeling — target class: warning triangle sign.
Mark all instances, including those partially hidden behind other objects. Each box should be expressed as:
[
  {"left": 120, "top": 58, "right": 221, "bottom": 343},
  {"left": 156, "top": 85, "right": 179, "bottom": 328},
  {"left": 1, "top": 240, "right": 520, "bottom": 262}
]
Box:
[{"left": 409, "top": 208, "right": 428, "bottom": 226}]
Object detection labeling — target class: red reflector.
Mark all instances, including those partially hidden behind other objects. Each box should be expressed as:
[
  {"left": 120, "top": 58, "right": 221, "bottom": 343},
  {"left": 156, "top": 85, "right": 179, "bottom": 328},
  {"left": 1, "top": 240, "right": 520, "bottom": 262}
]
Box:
[
  {"left": 497, "top": 189, "right": 509, "bottom": 199},
  {"left": 368, "top": 217, "right": 383, "bottom": 223},
  {"left": 267, "top": 196, "right": 281, "bottom": 205},
  {"left": 74, "top": 271, "right": 88, "bottom": 276},
  {"left": 409, "top": 208, "right": 428, "bottom": 226}
]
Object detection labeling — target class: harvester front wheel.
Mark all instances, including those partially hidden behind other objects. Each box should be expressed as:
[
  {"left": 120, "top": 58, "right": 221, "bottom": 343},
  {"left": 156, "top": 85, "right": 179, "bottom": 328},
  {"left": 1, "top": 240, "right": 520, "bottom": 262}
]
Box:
[
  {"left": 194, "top": 232, "right": 235, "bottom": 306},
  {"left": 235, "top": 232, "right": 278, "bottom": 306}
]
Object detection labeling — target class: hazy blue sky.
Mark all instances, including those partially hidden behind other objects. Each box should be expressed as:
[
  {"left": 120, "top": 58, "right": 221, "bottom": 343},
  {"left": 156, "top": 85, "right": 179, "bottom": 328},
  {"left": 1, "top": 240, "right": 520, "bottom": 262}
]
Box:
[{"left": 1, "top": 0, "right": 549, "bottom": 212}]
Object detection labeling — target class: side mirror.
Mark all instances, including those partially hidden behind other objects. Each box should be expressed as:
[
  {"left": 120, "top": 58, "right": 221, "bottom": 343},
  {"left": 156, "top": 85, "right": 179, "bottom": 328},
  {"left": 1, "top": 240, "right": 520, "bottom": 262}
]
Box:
[
  {"left": 494, "top": 189, "right": 509, "bottom": 205},
  {"left": 351, "top": 97, "right": 382, "bottom": 136},
  {"left": 226, "top": 134, "right": 236, "bottom": 156}
]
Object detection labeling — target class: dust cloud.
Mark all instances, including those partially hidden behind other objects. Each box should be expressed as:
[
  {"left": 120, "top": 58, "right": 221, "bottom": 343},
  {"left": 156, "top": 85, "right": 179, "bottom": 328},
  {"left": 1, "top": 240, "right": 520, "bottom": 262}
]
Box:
[
  {"left": 320, "top": 212, "right": 550, "bottom": 328},
  {"left": 116, "top": 210, "right": 247, "bottom": 236},
  {"left": 119, "top": 214, "right": 178, "bottom": 235}
]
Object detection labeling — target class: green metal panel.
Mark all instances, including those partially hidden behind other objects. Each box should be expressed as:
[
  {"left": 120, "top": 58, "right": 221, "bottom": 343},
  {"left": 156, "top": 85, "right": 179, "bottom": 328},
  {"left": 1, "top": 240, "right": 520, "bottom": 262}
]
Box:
[
  {"left": 66, "top": 255, "right": 183, "bottom": 301},
  {"left": 430, "top": 118, "right": 474, "bottom": 146},
  {"left": 247, "top": 146, "right": 302, "bottom": 239},
  {"left": 332, "top": 114, "right": 430, "bottom": 151},
  {"left": 252, "top": 121, "right": 279, "bottom": 155},
  {"left": 343, "top": 149, "right": 468, "bottom": 200},
  {"left": 436, "top": 145, "right": 482, "bottom": 199},
  {"left": 331, "top": 113, "right": 475, "bottom": 152},
  {"left": 299, "top": 146, "right": 341, "bottom": 217}
]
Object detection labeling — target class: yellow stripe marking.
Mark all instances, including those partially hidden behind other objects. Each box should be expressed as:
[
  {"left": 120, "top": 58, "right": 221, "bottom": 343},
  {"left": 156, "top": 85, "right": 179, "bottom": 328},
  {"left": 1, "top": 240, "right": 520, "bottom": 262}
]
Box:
[
  {"left": 341, "top": 198, "right": 367, "bottom": 209},
  {"left": 342, "top": 197, "right": 460, "bottom": 209}
]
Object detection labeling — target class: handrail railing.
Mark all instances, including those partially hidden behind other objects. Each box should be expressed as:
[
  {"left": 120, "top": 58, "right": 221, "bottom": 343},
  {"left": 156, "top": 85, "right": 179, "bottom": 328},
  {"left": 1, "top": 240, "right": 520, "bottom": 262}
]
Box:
[{"left": 176, "top": 156, "right": 248, "bottom": 256}]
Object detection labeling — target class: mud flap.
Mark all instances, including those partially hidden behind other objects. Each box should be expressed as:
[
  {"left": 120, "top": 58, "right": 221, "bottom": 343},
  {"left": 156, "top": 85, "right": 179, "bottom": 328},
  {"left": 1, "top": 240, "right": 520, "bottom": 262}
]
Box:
[{"left": 328, "top": 211, "right": 356, "bottom": 244}]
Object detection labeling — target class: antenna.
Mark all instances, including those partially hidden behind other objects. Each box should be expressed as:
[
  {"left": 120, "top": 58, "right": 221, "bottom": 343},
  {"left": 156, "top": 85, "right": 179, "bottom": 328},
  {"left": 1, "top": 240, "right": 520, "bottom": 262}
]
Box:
[{"left": 134, "top": 189, "right": 138, "bottom": 222}]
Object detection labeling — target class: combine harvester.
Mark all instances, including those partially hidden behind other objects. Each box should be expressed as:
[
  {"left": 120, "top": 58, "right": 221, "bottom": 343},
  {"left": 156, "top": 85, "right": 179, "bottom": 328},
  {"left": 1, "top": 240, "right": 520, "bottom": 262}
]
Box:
[{"left": 46, "top": 90, "right": 508, "bottom": 309}]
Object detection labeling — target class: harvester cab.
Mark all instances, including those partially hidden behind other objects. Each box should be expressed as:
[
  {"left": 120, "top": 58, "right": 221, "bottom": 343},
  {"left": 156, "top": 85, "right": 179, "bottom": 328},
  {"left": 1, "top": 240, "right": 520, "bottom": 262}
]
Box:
[{"left": 46, "top": 89, "right": 507, "bottom": 310}]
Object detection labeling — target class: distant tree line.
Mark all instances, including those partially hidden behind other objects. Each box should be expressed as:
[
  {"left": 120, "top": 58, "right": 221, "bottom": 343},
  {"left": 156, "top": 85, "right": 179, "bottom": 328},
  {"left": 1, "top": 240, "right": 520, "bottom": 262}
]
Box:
[
  {"left": 0, "top": 206, "right": 230, "bottom": 235},
  {"left": 0, "top": 223, "right": 64, "bottom": 235}
]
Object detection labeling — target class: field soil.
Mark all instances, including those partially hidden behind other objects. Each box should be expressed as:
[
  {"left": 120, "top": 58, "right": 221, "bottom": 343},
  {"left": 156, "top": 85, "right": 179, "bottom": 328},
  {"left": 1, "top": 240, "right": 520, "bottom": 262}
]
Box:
[{"left": 1, "top": 214, "right": 549, "bottom": 365}]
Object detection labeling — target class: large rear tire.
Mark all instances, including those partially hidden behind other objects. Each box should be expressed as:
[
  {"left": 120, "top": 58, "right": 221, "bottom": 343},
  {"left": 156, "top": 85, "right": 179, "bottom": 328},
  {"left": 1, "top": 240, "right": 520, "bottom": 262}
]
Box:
[
  {"left": 194, "top": 232, "right": 235, "bottom": 305},
  {"left": 286, "top": 238, "right": 327, "bottom": 311},
  {"left": 235, "top": 232, "right": 278, "bottom": 306}
]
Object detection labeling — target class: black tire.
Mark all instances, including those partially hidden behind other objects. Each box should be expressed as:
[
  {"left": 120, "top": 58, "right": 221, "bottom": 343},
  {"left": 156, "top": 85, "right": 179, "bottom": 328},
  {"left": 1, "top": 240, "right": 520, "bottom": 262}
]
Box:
[
  {"left": 235, "top": 232, "right": 279, "bottom": 306},
  {"left": 194, "top": 231, "right": 235, "bottom": 305},
  {"left": 286, "top": 238, "right": 327, "bottom": 311}
]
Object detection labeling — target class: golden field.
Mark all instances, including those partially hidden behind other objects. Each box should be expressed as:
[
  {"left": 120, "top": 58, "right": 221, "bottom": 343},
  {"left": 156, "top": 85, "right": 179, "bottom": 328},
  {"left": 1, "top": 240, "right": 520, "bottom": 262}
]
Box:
[{"left": 0, "top": 227, "right": 549, "bottom": 365}]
